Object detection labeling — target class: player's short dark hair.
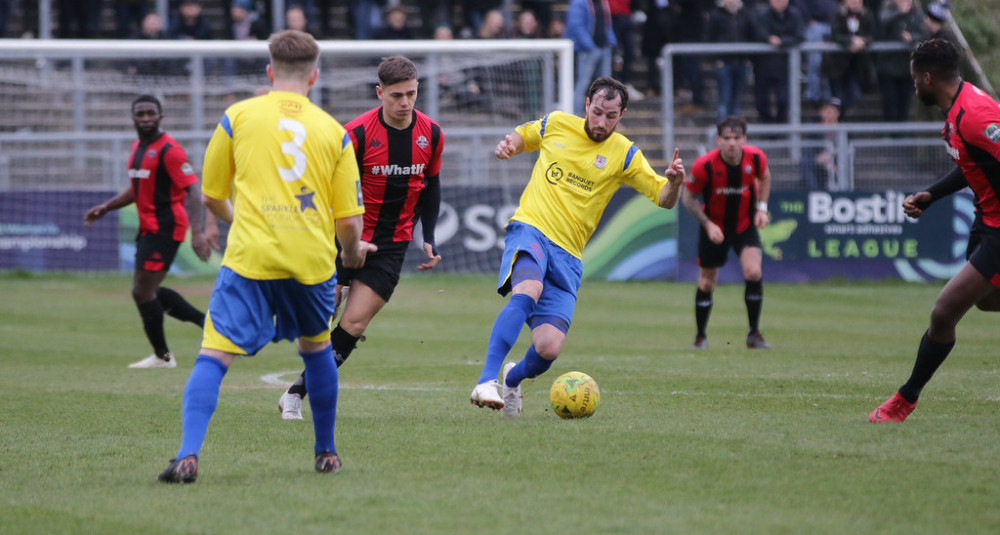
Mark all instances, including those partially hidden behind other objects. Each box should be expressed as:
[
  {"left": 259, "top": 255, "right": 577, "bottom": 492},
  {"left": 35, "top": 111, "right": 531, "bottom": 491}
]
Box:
[
  {"left": 717, "top": 115, "right": 748, "bottom": 136},
  {"left": 268, "top": 29, "right": 319, "bottom": 78},
  {"left": 586, "top": 77, "right": 628, "bottom": 111},
  {"left": 911, "top": 38, "right": 960, "bottom": 80},
  {"left": 378, "top": 55, "right": 418, "bottom": 87},
  {"left": 132, "top": 94, "right": 162, "bottom": 114}
]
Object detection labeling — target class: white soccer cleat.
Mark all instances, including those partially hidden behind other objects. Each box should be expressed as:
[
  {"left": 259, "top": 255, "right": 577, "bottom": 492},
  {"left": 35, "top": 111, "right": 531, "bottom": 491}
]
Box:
[
  {"left": 470, "top": 380, "right": 503, "bottom": 410},
  {"left": 128, "top": 353, "right": 177, "bottom": 369},
  {"left": 278, "top": 391, "right": 304, "bottom": 420},
  {"left": 501, "top": 362, "right": 522, "bottom": 418}
]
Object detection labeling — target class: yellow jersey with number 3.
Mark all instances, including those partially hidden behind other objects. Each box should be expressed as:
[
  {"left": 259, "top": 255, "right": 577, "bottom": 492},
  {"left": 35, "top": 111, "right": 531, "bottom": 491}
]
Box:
[
  {"left": 202, "top": 91, "right": 364, "bottom": 284},
  {"left": 510, "top": 111, "right": 669, "bottom": 259}
]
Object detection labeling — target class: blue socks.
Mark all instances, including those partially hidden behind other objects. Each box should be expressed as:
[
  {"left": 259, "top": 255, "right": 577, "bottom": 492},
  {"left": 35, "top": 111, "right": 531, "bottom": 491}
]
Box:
[
  {"left": 301, "top": 346, "right": 338, "bottom": 456},
  {"left": 177, "top": 355, "right": 229, "bottom": 459},
  {"left": 504, "top": 345, "right": 554, "bottom": 387},
  {"left": 479, "top": 293, "right": 535, "bottom": 384}
]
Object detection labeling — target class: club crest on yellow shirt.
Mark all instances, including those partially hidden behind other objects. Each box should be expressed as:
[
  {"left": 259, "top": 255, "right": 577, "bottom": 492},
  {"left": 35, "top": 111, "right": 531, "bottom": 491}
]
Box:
[{"left": 594, "top": 155, "right": 606, "bottom": 169}]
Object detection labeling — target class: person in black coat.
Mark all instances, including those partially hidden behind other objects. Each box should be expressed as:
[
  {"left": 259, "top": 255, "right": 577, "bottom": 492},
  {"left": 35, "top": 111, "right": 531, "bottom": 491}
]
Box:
[{"left": 754, "top": 0, "right": 805, "bottom": 123}]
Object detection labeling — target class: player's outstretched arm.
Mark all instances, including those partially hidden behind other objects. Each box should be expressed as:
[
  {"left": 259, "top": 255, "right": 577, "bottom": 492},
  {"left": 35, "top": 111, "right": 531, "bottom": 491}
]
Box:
[
  {"left": 659, "top": 148, "right": 685, "bottom": 209},
  {"left": 494, "top": 132, "right": 524, "bottom": 160},
  {"left": 84, "top": 188, "right": 134, "bottom": 226}
]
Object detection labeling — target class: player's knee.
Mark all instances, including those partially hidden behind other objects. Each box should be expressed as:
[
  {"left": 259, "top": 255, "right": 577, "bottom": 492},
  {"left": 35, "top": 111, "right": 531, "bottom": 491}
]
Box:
[
  {"left": 533, "top": 340, "right": 562, "bottom": 361},
  {"left": 131, "top": 288, "right": 156, "bottom": 304}
]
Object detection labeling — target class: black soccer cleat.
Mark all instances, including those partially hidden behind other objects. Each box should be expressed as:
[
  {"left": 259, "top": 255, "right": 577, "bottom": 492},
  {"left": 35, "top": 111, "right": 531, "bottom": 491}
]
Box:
[
  {"left": 315, "top": 451, "right": 342, "bottom": 474},
  {"left": 158, "top": 454, "right": 198, "bottom": 484}
]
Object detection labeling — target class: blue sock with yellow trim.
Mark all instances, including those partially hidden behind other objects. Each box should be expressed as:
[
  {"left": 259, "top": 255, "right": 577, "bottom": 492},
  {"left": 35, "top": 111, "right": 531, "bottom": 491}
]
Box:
[
  {"left": 301, "top": 346, "right": 338, "bottom": 455},
  {"left": 176, "top": 355, "right": 229, "bottom": 459},
  {"left": 479, "top": 293, "right": 535, "bottom": 384}
]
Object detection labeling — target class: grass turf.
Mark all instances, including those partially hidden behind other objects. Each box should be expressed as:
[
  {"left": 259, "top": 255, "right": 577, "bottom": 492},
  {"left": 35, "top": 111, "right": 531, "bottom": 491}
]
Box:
[{"left": 0, "top": 272, "right": 997, "bottom": 534}]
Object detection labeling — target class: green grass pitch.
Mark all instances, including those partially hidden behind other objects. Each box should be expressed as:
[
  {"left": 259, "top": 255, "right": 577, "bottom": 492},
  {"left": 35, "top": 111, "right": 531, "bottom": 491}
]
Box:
[{"left": 0, "top": 272, "right": 997, "bottom": 534}]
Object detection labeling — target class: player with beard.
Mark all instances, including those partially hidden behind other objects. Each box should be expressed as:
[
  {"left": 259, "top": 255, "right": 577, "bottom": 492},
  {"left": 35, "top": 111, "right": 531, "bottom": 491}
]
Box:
[
  {"left": 870, "top": 38, "right": 1000, "bottom": 423},
  {"left": 84, "top": 95, "right": 213, "bottom": 369},
  {"left": 469, "top": 76, "right": 687, "bottom": 417}
]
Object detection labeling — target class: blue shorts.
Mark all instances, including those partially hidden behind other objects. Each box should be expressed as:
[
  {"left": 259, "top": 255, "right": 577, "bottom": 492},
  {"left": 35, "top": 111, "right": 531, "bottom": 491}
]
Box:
[
  {"left": 498, "top": 222, "right": 583, "bottom": 330},
  {"left": 202, "top": 267, "right": 337, "bottom": 356}
]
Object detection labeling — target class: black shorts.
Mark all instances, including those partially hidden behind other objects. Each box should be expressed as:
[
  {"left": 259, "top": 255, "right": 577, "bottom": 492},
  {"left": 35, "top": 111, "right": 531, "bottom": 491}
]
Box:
[
  {"left": 135, "top": 233, "right": 182, "bottom": 273},
  {"left": 335, "top": 241, "right": 408, "bottom": 302},
  {"left": 966, "top": 222, "right": 1000, "bottom": 288},
  {"left": 697, "top": 226, "right": 761, "bottom": 269}
]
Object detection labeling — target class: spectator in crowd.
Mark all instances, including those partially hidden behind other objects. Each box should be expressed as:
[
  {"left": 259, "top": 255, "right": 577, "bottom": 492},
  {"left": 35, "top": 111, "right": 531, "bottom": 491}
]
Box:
[
  {"left": 127, "top": 12, "right": 181, "bottom": 76},
  {"left": 224, "top": 0, "right": 270, "bottom": 76},
  {"left": 512, "top": 9, "right": 541, "bottom": 38},
  {"left": 567, "top": 0, "right": 617, "bottom": 114},
  {"left": 58, "top": 0, "right": 101, "bottom": 38},
  {"left": 754, "top": 0, "right": 805, "bottom": 123},
  {"left": 285, "top": 5, "right": 310, "bottom": 33},
  {"left": 799, "top": 97, "right": 840, "bottom": 190},
  {"left": 639, "top": 0, "right": 671, "bottom": 98},
  {"left": 477, "top": 8, "right": 506, "bottom": 38},
  {"left": 460, "top": 0, "right": 502, "bottom": 39},
  {"left": 349, "top": 0, "right": 384, "bottom": 40},
  {"left": 706, "top": 0, "right": 757, "bottom": 121},
  {"left": 287, "top": 1, "right": 319, "bottom": 36},
  {"left": 923, "top": 0, "right": 956, "bottom": 44},
  {"left": 170, "top": 0, "right": 214, "bottom": 40},
  {"left": 799, "top": 0, "right": 838, "bottom": 106},
  {"left": 374, "top": 5, "right": 415, "bottom": 39},
  {"left": 433, "top": 23, "right": 492, "bottom": 112},
  {"left": 876, "top": 0, "right": 927, "bottom": 123},
  {"left": 521, "top": 0, "right": 555, "bottom": 36},
  {"left": 227, "top": 0, "right": 270, "bottom": 40},
  {"left": 114, "top": 0, "right": 150, "bottom": 39},
  {"left": 668, "top": 0, "right": 710, "bottom": 110},
  {"left": 548, "top": 14, "right": 566, "bottom": 38},
  {"left": 823, "top": 0, "right": 875, "bottom": 118},
  {"left": 609, "top": 0, "right": 643, "bottom": 101}
]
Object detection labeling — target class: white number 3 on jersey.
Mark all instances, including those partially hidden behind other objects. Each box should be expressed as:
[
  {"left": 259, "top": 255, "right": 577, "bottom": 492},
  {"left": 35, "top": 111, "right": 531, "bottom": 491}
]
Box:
[{"left": 277, "top": 118, "right": 307, "bottom": 182}]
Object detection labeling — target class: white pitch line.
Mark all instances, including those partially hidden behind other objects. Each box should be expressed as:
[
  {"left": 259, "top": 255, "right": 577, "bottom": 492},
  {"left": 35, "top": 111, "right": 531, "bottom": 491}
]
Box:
[{"left": 259, "top": 371, "right": 451, "bottom": 392}]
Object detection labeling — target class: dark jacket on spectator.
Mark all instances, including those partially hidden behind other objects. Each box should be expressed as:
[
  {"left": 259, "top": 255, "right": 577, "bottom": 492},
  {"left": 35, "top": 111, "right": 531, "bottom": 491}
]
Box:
[
  {"left": 755, "top": 3, "right": 805, "bottom": 72},
  {"left": 169, "top": 16, "right": 214, "bottom": 40},
  {"left": 823, "top": 3, "right": 875, "bottom": 80},
  {"left": 875, "top": 1, "right": 927, "bottom": 78},
  {"left": 705, "top": 2, "right": 757, "bottom": 61},
  {"left": 794, "top": 0, "right": 837, "bottom": 24}
]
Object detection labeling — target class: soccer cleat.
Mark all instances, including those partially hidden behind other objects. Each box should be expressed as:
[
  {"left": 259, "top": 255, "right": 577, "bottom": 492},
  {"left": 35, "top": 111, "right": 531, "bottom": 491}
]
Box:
[
  {"left": 501, "top": 362, "right": 522, "bottom": 418},
  {"left": 692, "top": 335, "right": 708, "bottom": 350},
  {"left": 470, "top": 380, "right": 504, "bottom": 410},
  {"left": 278, "top": 391, "right": 304, "bottom": 420},
  {"left": 129, "top": 352, "right": 177, "bottom": 369},
  {"left": 158, "top": 454, "right": 198, "bottom": 484},
  {"left": 746, "top": 331, "right": 771, "bottom": 349},
  {"left": 314, "top": 451, "right": 342, "bottom": 474},
  {"left": 869, "top": 392, "right": 917, "bottom": 423}
]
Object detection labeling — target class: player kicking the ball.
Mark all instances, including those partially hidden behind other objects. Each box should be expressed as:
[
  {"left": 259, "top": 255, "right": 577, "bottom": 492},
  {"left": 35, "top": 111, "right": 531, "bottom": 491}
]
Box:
[{"left": 470, "top": 77, "right": 685, "bottom": 417}]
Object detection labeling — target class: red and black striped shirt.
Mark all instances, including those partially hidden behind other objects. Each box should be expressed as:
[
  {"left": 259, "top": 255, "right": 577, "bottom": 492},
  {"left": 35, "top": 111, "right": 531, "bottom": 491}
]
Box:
[
  {"left": 943, "top": 82, "right": 1000, "bottom": 228},
  {"left": 128, "top": 132, "right": 198, "bottom": 241},
  {"left": 686, "top": 145, "right": 768, "bottom": 234},
  {"left": 345, "top": 107, "right": 444, "bottom": 245}
]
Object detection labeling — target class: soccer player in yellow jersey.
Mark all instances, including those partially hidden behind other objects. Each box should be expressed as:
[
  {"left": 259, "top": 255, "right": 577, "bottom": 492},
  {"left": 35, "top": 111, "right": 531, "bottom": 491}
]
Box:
[
  {"left": 158, "top": 30, "right": 373, "bottom": 483},
  {"left": 470, "top": 76, "right": 687, "bottom": 417}
]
